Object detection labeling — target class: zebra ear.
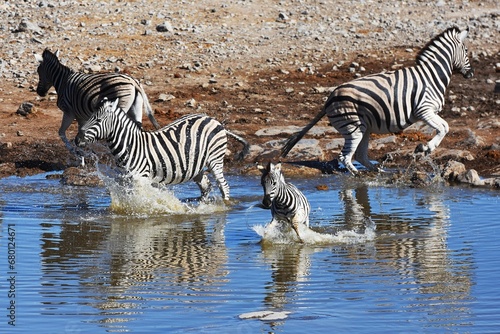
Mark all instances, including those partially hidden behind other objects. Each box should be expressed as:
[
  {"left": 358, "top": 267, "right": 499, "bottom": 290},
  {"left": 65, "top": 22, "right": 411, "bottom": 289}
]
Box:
[
  {"left": 55, "top": 50, "right": 61, "bottom": 58},
  {"left": 458, "top": 29, "right": 468, "bottom": 43},
  {"left": 111, "top": 98, "right": 120, "bottom": 111},
  {"left": 257, "top": 163, "right": 266, "bottom": 173},
  {"left": 34, "top": 53, "right": 43, "bottom": 63},
  {"left": 274, "top": 162, "right": 282, "bottom": 173}
]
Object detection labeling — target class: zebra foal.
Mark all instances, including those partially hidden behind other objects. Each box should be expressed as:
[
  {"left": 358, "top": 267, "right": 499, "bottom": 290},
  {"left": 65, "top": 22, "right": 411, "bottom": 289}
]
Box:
[
  {"left": 258, "top": 162, "right": 310, "bottom": 242},
  {"left": 35, "top": 49, "right": 160, "bottom": 157},
  {"left": 75, "top": 98, "right": 249, "bottom": 201},
  {"left": 281, "top": 27, "right": 474, "bottom": 174}
]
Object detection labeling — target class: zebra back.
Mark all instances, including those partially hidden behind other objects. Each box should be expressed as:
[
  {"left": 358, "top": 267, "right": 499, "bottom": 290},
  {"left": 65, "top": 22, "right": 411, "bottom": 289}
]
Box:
[
  {"left": 281, "top": 27, "right": 473, "bottom": 159},
  {"left": 36, "top": 48, "right": 160, "bottom": 130},
  {"left": 77, "top": 99, "right": 229, "bottom": 185}
]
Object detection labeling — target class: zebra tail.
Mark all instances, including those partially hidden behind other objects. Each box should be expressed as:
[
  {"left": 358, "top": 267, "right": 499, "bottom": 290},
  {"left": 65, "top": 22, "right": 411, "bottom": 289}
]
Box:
[
  {"left": 141, "top": 84, "right": 161, "bottom": 129},
  {"left": 280, "top": 108, "right": 327, "bottom": 158},
  {"left": 226, "top": 130, "right": 250, "bottom": 161}
]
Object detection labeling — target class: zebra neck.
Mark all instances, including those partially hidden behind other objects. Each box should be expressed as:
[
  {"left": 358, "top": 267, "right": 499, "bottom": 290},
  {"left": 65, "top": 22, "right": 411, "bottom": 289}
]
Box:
[
  {"left": 275, "top": 182, "right": 292, "bottom": 205},
  {"left": 418, "top": 51, "right": 453, "bottom": 88},
  {"left": 108, "top": 116, "right": 143, "bottom": 166},
  {"left": 51, "top": 63, "right": 73, "bottom": 93}
]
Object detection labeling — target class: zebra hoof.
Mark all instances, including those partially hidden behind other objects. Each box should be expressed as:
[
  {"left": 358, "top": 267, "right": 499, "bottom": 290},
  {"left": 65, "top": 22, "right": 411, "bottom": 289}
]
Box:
[{"left": 414, "top": 143, "right": 431, "bottom": 155}]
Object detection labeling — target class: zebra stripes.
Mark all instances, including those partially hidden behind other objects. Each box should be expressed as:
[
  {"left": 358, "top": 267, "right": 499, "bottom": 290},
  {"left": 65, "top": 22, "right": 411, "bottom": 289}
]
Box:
[
  {"left": 75, "top": 98, "right": 250, "bottom": 201},
  {"left": 258, "top": 162, "right": 310, "bottom": 242},
  {"left": 35, "top": 49, "right": 160, "bottom": 156},
  {"left": 281, "top": 27, "right": 474, "bottom": 174}
]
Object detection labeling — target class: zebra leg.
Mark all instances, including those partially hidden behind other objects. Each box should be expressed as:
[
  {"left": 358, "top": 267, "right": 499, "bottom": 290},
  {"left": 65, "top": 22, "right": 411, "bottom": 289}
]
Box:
[
  {"left": 193, "top": 172, "right": 213, "bottom": 202},
  {"left": 59, "top": 110, "right": 86, "bottom": 165},
  {"left": 354, "top": 131, "right": 380, "bottom": 172},
  {"left": 414, "top": 113, "right": 449, "bottom": 155},
  {"left": 59, "top": 111, "right": 76, "bottom": 153},
  {"left": 339, "top": 129, "right": 364, "bottom": 175},
  {"left": 208, "top": 161, "right": 230, "bottom": 201},
  {"left": 291, "top": 210, "right": 309, "bottom": 243}
]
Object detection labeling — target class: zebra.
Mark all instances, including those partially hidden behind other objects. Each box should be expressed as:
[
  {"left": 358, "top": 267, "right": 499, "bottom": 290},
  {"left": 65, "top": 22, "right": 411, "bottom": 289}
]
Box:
[
  {"left": 280, "top": 27, "right": 474, "bottom": 174},
  {"left": 258, "top": 162, "right": 310, "bottom": 242},
  {"left": 34, "top": 49, "right": 161, "bottom": 158},
  {"left": 75, "top": 98, "right": 250, "bottom": 201}
]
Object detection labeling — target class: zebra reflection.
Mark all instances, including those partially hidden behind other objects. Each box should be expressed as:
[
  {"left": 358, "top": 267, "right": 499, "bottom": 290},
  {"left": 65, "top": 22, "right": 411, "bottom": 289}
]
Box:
[{"left": 259, "top": 183, "right": 472, "bottom": 327}]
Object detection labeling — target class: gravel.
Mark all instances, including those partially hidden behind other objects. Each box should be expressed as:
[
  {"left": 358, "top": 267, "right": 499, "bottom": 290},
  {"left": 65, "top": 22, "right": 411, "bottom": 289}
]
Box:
[{"left": 1, "top": 0, "right": 498, "bottom": 89}]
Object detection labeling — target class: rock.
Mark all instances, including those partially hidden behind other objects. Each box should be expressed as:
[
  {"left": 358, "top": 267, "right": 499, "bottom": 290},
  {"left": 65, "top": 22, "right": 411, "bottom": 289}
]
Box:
[
  {"left": 156, "top": 93, "right": 175, "bottom": 102},
  {"left": 61, "top": 167, "right": 104, "bottom": 187},
  {"left": 275, "top": 138, "right": 324, "bottom": 160},
  {"left": 255, "top": 126, "right": 336, "bottom": 137},
  {"left": 441, "top": 160, "right": 466, "bottom": 181},
  {"left": 239, "top": 310, "right": 291, "bottom": 321},
  {"left": 16, "top": 102, "right": 36, "bottom": 116},
  {"left": 434, "top": 149, "right": 474, "bottom": 161},
  {"left": 457, "top": 169, "right": 484, "bottom": 186},
  {"left": 185, "top": 98, "right": 197, "bottom": 108},
  {"left": 324, "top": 138, "right": 344, "bottom": 150},
  {"left": 156, "top": 22, "right": 174, "bottom": 32},
  {"left": 461, "top": 129, "right": 485, "bottom": 147},
  {"left": 15, "top": 19, "right": 43, "bottom": 35}
]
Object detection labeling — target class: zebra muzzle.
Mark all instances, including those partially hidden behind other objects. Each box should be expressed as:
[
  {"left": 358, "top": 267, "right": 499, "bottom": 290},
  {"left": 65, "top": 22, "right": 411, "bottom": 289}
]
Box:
[
  {"left": 463, "top": 68, "right": 474, "bottom": 79},
  {"left": 261, "top": 196, "right": 272, "bottom": 209},
  {"left": 74, "top": 134, "right": 87, "bottom": 148}
]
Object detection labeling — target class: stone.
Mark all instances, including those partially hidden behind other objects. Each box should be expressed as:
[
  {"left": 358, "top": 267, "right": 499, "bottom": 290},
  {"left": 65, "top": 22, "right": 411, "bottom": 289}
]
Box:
[
  {"left": 16, "top": 19, "right": 43, "bottom": 35},
  {"left": 16, "top": 102, "right": 35, "bottom": 116},
  {"left": 461, "top": 129, "right": 485, "bottom": 147},
  {"left": 441, "top": 160, "right": 466, "bottom": 181},
  {"left": 457, "top": 169, "right": 484, "bottom": 186},
  {"left": 156, "top": 22, "right": 173, "bottom": 32},
  {"left": 61, "top": 167, "right": 104, "bottom": 187}
]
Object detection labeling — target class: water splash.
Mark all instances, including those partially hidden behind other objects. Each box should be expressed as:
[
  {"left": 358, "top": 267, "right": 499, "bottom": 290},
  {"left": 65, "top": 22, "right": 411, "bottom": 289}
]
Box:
[
  {"left": 252, "top": 217, "right": 376, "bottom": 246},
  {"left": 95, "top": 164, "right": 227, "bottom": 216}
]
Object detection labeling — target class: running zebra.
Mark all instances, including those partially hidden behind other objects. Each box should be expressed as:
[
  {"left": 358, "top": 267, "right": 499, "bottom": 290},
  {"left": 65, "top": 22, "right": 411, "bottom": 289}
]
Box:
[
  {"left": 35, "top": 49, "right": 160, "bottom": 157},
  {"left": 281, "top": 27, "right": 474, "bottom": 174},
  {"left": 258, "top": 162, "right": 310, "bottom": 242},
  {"left": 75, "top": 98, "right": 250, "bottom": 201}
]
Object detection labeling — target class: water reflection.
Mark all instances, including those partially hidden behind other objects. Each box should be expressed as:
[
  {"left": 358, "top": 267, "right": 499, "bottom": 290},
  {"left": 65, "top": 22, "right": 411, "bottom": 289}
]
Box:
[
  {"left": 258, "top": 181, "right": 473, "bottom": 330},
  {"left": 39, "top": 212, "right": 228, "bottom": 330},
  {"left": 1, "top": 174, "right": 487, "bottom": 332}
]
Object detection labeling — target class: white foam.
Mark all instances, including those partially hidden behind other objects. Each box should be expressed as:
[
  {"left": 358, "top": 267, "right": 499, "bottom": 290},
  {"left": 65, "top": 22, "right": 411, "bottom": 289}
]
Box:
[
  {"left": 253, "top": 217, "right": 376, "bottom": 245},
  {"left": 96, "top": 164, "right": 227, "bottom": 216}
]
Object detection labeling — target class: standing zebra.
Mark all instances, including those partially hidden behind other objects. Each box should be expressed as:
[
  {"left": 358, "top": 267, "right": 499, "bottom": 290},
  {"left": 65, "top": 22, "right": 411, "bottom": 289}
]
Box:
[
  {"left": 281, "top": 27, "right": 474, "bottom": 174},
  {"left": 75, "top": 98, "right": 250, "bottom": 201},
  {"left": 35, "top": 49, "right": 161, "bottom": 157},
  {"left": 258, "top": 162, "right": 310, "bottom": 242}
]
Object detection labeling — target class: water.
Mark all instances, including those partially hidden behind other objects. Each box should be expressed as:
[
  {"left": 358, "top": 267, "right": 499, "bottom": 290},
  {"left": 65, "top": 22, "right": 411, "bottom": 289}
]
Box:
[{"left": 1, "top": 170, "right": 499, "bottom": 333}]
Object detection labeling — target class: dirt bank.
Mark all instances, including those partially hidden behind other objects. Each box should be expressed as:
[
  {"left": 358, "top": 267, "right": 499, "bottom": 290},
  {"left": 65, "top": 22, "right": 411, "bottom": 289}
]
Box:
[{"left": 0, "top": 1, "right": 498, "bottom": 181}]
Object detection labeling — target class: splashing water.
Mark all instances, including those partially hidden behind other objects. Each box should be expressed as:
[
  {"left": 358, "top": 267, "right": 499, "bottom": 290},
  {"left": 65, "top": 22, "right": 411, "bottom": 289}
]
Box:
[
  {"left": 95, "top": 164, "right": 227, "bottom": 216},
  {"left": 252, "top": 217, "right": 376, "bottom": 246}
]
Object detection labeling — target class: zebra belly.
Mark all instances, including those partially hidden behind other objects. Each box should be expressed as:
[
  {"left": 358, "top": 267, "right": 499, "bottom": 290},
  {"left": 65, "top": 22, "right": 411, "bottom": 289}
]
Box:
[{"left": 327, "top": 101, "right": 413, "bottom": 135}]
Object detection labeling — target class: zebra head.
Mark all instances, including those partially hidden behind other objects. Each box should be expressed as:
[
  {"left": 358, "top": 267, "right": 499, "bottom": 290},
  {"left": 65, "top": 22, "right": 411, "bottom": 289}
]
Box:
[
  {"left": 258, "top": 162, "right": 284, "bottom": 209},
  {"left": 75, "top": 98, "right": 119, "bottom": 147},
  {"left": 34, "top": 49, "right": 60, "bottom": 97},
  {"left": 453, "top": 28, "right": 474, "bottom": 79}
]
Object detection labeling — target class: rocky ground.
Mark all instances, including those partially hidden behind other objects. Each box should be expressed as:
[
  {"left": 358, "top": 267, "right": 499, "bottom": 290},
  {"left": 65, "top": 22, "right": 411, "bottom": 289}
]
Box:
[{"left": 0, "top": 0, "right": 499, "bottom": 187}]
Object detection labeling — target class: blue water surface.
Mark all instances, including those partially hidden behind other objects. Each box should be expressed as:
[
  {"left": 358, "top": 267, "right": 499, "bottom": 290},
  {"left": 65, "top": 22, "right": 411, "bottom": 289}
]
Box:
[{"left": 0, "top": 172, "right": 499, "bottom": 333}]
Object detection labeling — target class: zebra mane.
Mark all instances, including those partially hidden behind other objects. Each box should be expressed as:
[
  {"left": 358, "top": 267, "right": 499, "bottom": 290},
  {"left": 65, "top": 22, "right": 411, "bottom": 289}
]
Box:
[{"left": 415, "top": 26, "right": 461, "bottom": 65}]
